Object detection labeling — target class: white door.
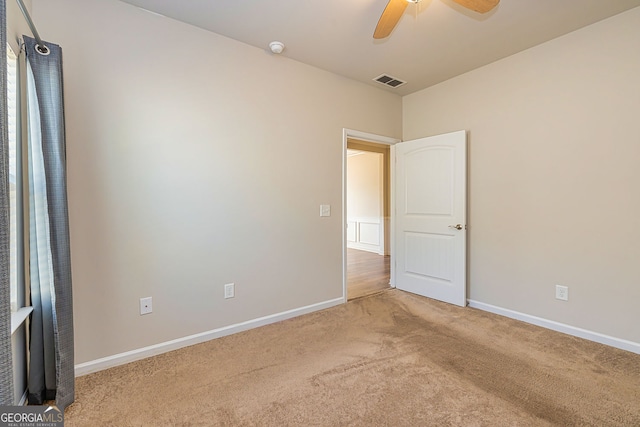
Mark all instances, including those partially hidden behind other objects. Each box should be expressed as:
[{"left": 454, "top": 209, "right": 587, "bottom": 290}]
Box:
[{"left": 395, "top": 130, "right": 467, "bottom": 306}]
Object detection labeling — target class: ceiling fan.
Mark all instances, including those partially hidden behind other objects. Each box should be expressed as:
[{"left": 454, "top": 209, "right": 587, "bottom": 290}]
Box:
[{"left": 373, "top": 0, "right": 500, "bottom": 39}]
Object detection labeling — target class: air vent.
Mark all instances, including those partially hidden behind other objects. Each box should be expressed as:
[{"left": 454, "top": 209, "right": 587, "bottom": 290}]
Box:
[{"left": 373, "top": 74, "right": 407, "bottom": 89}]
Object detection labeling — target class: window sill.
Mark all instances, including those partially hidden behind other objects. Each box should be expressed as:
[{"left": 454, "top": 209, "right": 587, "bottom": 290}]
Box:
[{"left": 11, "top": 307, "right": 33, "bottom": 335}]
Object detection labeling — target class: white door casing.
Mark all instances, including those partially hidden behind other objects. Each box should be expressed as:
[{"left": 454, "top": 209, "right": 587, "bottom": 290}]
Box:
[
  {"left": 342, "top": 129, "right": 400, "bottom": 302},
  {"left": 395, "top": 130, "right": 467, "bottom": 306}
]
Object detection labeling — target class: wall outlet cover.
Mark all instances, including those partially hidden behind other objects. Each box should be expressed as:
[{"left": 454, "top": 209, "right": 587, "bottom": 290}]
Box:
[
  {"left": 140, "top": 297, "right": 153, "bottom": 315},
  {"left": 555, "top": 285, "right": 569, "bottom": 301},
  {"left": 224, "top": 283, "right": 235, "bottom": 299}
]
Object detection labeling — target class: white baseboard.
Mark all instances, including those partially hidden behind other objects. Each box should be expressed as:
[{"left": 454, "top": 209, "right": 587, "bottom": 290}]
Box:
[
  {"left": 467, "top": 300, "right": 640, "bottom": 355},
  {"left": 75, "top": 297, "right": 344, "bottom": 377},
  {"left": 347, "top": 241, "right": 381, "bottom": 254}
]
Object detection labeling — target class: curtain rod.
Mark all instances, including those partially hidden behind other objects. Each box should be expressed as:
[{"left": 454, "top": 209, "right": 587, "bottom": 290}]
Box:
[{"left": 16, "top": 0, "right": 49, "bottom": 54}]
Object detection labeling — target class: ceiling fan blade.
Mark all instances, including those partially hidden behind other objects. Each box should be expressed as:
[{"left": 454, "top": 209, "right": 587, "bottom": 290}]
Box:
[
  {"left": 373, "top": 0, "right": 409, "bottom": 39},
  {"left": 450, "top": 0, "right": 500, "bottom": 14}
]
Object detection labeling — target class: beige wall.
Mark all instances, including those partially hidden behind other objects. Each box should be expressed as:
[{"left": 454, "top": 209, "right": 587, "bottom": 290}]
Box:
[
  {"left": 347, "top": 152, "right": 382, "bottom": 219},
  {"left": 404, "top": 7, "right": 640, "bottom": 343},
  {"left": 33, "top": 0, "right": 402, "bottom": 364},
  {"left": 6, "top": 0, "right": 32, "bottom": 52},
  {"left": 30, "top": 0, "right": 640, "bottom": 365}
]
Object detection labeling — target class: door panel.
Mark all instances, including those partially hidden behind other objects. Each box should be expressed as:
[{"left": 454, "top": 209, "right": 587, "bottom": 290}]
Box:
[
  {"left": 405, "top": 232, "right": 454, "bottom": 281},
  {"left": 405, "top": 147, "right": 454, "bottom": 215},
  {"left": 395, "top": 131, "right": 466, "bottom": 306}
]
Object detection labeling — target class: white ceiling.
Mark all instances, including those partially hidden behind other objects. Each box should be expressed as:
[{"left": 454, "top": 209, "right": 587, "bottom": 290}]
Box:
[{"left": 118, "top": 0, "right": 640, "bottom": 96}]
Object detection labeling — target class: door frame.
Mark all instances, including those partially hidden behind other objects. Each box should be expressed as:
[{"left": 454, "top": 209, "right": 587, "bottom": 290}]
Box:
[{"left": 342, "top": 129, "right": 400, "bottom": 302}]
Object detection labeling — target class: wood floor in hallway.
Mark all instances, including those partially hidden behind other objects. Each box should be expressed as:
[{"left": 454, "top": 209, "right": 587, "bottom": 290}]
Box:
[{"left": 347, "top": 248, "right": 390, "bottom": 300}]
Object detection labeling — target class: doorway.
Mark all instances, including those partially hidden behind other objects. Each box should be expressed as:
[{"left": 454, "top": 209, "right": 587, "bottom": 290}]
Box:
[
  {"left": 342, "top": 129, "right": 467, "bottom": 306},
  {"left": 342, "top": 129, "right": 399, "bottom": 301}
]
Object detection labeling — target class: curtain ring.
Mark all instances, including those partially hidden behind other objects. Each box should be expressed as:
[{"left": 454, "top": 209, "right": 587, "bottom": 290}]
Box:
[{"left": 35, "top": 44, "right": 50, "bottom": 56}]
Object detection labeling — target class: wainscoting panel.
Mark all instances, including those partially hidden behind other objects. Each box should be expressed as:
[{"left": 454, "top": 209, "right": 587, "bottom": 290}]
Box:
[{"left": 347, "top": 217, "right": 383, "bottom": 254}]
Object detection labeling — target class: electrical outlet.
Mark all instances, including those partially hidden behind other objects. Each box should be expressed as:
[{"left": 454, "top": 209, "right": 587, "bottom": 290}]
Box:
[
  {"left": 320, "top": 204, "right": 331, "bottom": 217},
  {"left": 555, "top": 285, "right": 569, "bottom": 301},
  {"left": 224, "top": 283, "right": 235, "bottom": 299},
  {"left": 140, "top": 297, "right": 153, "bottom": 315}
]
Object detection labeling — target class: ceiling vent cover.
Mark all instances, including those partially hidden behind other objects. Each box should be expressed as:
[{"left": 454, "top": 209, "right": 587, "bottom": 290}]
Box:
[{"left": 373, "top": 74, "right": 407, "bottom": 88}]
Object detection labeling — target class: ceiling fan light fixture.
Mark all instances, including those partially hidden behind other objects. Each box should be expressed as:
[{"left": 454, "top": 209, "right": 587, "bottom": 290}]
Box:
[{"left": 375, "top": 0, "right": 499, "bottom": 39}]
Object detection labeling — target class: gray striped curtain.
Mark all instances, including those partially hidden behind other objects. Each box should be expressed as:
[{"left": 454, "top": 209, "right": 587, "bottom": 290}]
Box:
[
  {"left": 0, "top": 0, "right": 15, "bottom": 407},
  {"left": 23, "top": 36, "right": 74, "bottom": 410}
]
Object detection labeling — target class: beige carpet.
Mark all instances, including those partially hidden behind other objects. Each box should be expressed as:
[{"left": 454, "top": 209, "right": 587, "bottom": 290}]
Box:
[{"left": 65, "top": 290, "right": 640, "bottom": 426}]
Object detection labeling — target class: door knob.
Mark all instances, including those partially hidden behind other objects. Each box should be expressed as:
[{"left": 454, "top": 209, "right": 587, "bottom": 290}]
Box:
[{"left": 449, "top": 224, "right": 463, "bottom": 230}]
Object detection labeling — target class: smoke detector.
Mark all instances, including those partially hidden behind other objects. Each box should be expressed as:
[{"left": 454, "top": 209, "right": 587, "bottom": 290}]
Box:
[{"left": 269, "top": 41, "right": 285, "bottom": 54}]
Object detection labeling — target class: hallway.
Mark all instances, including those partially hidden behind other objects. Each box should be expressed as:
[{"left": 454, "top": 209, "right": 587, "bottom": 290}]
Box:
[{"left": 347, "top": 248, "right": 390, "bottom": 300}]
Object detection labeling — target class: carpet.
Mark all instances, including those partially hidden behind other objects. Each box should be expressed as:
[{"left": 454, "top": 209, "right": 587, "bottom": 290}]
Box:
[{"left": 65, "top": 290, "right": 640, "bottom": 426}]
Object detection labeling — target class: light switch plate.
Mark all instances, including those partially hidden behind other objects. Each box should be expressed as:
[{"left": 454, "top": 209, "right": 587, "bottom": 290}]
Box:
[{"left": 320, "top": 204, "right": 331, "bottom": 217}]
